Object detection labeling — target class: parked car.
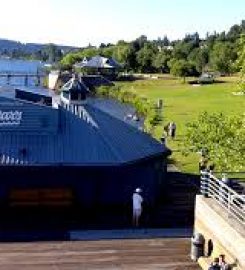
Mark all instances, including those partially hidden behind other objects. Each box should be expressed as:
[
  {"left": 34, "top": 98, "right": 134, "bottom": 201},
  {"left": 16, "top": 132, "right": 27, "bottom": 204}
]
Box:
[{"left": 198, "top": 73, "right": 214, "bottom": 84}]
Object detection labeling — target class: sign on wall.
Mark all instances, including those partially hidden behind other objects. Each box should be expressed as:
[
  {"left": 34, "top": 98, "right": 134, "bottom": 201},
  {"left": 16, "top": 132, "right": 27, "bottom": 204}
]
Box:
[
  {"left": 0, "top": 110, "right": 23, "bottom": 126},
  {"left": 0, "top": 101, "right": 59, "bottom": 134}
]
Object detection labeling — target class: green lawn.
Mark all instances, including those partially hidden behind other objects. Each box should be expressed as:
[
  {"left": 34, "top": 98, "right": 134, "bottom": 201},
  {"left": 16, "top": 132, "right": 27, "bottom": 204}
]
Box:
[{"left": 116, "top": 76, "right": 245, "bottom": 174}]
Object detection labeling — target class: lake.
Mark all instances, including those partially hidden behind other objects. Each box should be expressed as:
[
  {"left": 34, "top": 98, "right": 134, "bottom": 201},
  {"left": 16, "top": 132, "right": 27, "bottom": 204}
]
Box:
[{"left": 0, "top": 59, "right": 45, "bottom": 87}]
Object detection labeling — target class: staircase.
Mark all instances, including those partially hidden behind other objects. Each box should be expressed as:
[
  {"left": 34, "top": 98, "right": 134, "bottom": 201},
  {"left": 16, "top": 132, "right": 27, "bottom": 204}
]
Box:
[{"left": 150, "top": 171, "right": 200, "bottom": 228}]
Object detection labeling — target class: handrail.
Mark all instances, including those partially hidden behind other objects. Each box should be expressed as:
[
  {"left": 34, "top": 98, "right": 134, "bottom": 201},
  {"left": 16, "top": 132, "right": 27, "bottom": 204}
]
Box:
[{"left": 200, "top": 170, "right": 245, "bottom": 226}]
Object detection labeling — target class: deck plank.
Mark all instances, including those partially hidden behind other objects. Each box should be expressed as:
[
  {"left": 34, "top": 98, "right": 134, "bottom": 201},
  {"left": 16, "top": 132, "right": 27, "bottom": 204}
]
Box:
[{"left": 0, "top": 238, "right": 200, "bottom": 269}]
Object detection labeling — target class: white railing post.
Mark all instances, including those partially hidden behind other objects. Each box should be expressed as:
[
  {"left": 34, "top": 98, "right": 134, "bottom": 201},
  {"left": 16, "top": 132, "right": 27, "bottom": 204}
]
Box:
[
  {"left": 200, "top": 170, "right": 209, "bottom": 197},
  {"left": 205, "top": 172, "right": 245, "bottom": 226},
  {"left": 228, "top": 191, "right": 231, "bottom": 217}
]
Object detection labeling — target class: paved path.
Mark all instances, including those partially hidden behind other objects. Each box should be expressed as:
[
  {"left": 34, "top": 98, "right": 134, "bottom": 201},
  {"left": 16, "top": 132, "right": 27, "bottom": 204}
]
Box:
[{"left": 0, "top": 238, "right": 200, "bottom": 270}]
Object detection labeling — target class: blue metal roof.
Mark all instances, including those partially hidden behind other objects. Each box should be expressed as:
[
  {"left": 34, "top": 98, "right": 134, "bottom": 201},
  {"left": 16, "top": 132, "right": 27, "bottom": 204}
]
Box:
[
  {"left": 15, "top": 87, "right": 54, "bottom": 106},
  {"left": 0, "top": 98, "right": 169, "bottom": 166},
  {"left": 87, "top": 98, "right": 144, "bottom": 130},
  {"left": 15, "top": 86, "right": 54, "bottom": 97},
  {"left": 83, "top": 104, "right": 168, "bottom": 162},
  {"left": 0, "top": 86, "right": 54, "bottom": 101},
  {"left": 0, "top": 98, "right": 58, "bottom": 134}
]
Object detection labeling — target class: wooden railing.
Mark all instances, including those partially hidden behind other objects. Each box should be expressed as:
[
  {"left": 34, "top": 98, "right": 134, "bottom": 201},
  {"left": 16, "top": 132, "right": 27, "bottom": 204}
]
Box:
[{"left": 200, "top": 171, "right": 245, "bottom": 226}]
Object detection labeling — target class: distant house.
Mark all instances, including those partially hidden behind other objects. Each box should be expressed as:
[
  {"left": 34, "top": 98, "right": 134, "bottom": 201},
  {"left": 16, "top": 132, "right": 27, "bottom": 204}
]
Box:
[
  {"left": 48, "top": 71, "right": 114, "bottom": 92},
  {"left": 74, "top": 55, "right": 123, "bottom": 80}
]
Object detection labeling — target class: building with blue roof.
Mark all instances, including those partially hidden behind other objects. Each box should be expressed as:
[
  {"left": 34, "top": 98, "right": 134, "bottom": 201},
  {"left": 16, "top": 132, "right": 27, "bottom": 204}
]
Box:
[
  {"left": 0, "top": 79, "right": 170, "bottom": 213},
  {"left": 75, "top": 55, "right": 122, "bottom": 80}
]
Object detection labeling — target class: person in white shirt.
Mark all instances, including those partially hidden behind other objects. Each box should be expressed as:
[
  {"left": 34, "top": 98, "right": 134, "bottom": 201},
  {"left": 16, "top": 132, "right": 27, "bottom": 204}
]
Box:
[{"left": 132, "top": 188, "right": 143, "bottom": 227}]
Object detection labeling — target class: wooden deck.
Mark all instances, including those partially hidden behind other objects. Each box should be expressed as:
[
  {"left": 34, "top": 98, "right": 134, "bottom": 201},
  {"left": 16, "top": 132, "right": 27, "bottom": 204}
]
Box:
[{"left": 0, "top": 238, "right": 200, "bottom": 270}]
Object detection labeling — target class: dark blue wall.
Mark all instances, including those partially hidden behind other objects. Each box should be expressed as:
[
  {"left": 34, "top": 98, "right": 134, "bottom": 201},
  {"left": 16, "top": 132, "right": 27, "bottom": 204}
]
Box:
[{"left": 0, "top": 158, "right": 167, "bottom": 208}]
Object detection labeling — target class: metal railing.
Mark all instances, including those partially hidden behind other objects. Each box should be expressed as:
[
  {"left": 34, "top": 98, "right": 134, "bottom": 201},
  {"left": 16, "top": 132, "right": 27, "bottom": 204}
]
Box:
[{"left": 200, "top": 171, "right": 245, "bottom": 226}]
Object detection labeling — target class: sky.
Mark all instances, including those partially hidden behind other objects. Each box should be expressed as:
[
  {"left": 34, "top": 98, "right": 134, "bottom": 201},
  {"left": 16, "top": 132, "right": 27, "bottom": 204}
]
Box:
[{"left": 0, "top": 0, "right": 244, "bottom": 47}]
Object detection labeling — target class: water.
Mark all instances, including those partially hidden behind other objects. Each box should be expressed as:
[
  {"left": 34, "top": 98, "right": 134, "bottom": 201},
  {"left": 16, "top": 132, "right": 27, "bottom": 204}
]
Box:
[{"left": 0, "top": 59, "right": 45, "bottom": 87}]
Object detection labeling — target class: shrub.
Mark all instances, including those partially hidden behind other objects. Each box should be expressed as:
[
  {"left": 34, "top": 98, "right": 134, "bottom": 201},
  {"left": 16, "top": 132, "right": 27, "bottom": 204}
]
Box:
[{"left": 96, "top": 85, "right": 163, "bottom": 136}]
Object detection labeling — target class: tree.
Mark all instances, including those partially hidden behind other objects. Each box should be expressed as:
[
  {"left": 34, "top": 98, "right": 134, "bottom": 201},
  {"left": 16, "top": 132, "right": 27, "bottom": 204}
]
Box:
[
  {"left": 184, "top": 32, "right": 200, "bottom": 48},
  {"left": 153, "top": 50, "right": 171, "bottom": 73},
  {"left": 123, "top": 43, "right": 138, "bottom": 71},
  {"left": 185, "top": 112, "right": 245, "bottom": 171},
  {"left": 136, "top": 43, "right": 158, "bottom": 73},
  {"left": 209, "top": 42, "right": 237, "bottom": 74},
  {"left": 57, "top": 20, "right": 243, "bottom": 74},
  {"left": 162, "top": 35, "right": 170, "bottom": 46},
  {"left": 217, "top": 31, "right": 227, "bottom": 42},
  {"left": 236, "top": 34, "right": 245, "bottom": 93},
  {"left": 169, "top": 59, "right": 192, "bottom": 81},
  {"left": 172, "top": 41, "right": 195, "bottom": 60},
  {"left": 226, "top": 24, "right": 241, "bottom": 42},
  {"left": 79, "top": 47, "right": 99, "bottom": 58},
  {"left": 111, "top": 44, "right": 130, "bottom": 66},
  {"left": 99, "top": 43, "right": 107, "bottom": 49},
  {"left": 60, "top": 47, "right": 99, "bottom": 69},
  {"left": 188, "top": 47, "right": 209, "bottom": 73},
  {"left": 60, "top": 53, "right": 82, "bottom": 70},
  {"left": 100, "top": 46, "right": 114, "bottom": 58},
  {"left": 154, "top": 36, "right": 170, "bottom": 47},
  {"left": 135, "top": 35, "right": 148, "bottom": 50},
  {"left": 42, "top": 44, "right": 63, "bottom": 63}
]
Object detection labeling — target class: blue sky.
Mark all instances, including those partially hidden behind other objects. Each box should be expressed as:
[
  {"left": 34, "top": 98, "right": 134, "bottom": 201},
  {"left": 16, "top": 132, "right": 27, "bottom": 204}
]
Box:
[{"left": 0, "top": 0, "right": 244, "bottom": 46}]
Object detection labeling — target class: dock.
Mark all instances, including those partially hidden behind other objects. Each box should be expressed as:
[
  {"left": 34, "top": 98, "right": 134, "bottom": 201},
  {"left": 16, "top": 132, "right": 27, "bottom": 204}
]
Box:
[
  {"left": 0, "top": 237, "right": 200, "bottom": 270},
  {"left": 0, "top": 71, "right": 46, "bottom": 86}
]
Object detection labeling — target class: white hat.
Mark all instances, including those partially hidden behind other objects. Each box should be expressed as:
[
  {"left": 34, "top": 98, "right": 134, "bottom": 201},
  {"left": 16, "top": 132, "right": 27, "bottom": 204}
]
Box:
[{"left": 135, "top": 188, "right": 142, "bottom": 193}]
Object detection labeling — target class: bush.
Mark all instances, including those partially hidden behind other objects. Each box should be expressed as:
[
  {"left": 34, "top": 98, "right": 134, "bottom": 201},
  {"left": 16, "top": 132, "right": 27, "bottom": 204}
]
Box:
[
  {"left": 184, "top": 112, "right": 245, "bottom": 171},
  {"left": 96, "top": 85, "right": 162, "bottom": 135}
]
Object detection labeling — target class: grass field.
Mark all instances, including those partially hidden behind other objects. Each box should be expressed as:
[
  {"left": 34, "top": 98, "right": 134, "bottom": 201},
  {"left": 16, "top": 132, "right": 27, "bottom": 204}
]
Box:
[{"left": 116, "top": 76, "right": 245, "bottom": 174}]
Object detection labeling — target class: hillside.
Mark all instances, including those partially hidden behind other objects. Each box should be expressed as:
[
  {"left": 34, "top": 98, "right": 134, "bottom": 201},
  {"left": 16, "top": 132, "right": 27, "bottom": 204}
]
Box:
[{"left": 0, "top": 38, "right": 79, "bottom": 55}]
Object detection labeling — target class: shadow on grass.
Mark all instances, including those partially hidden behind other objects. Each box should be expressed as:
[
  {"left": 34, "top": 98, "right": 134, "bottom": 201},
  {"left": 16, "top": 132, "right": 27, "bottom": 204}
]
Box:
[
  {"left": 115, "top": 75, "right": 145, "bottom": 82},
  {"left": 188, "top": 80, "right": 226, "bottom": 85}
]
